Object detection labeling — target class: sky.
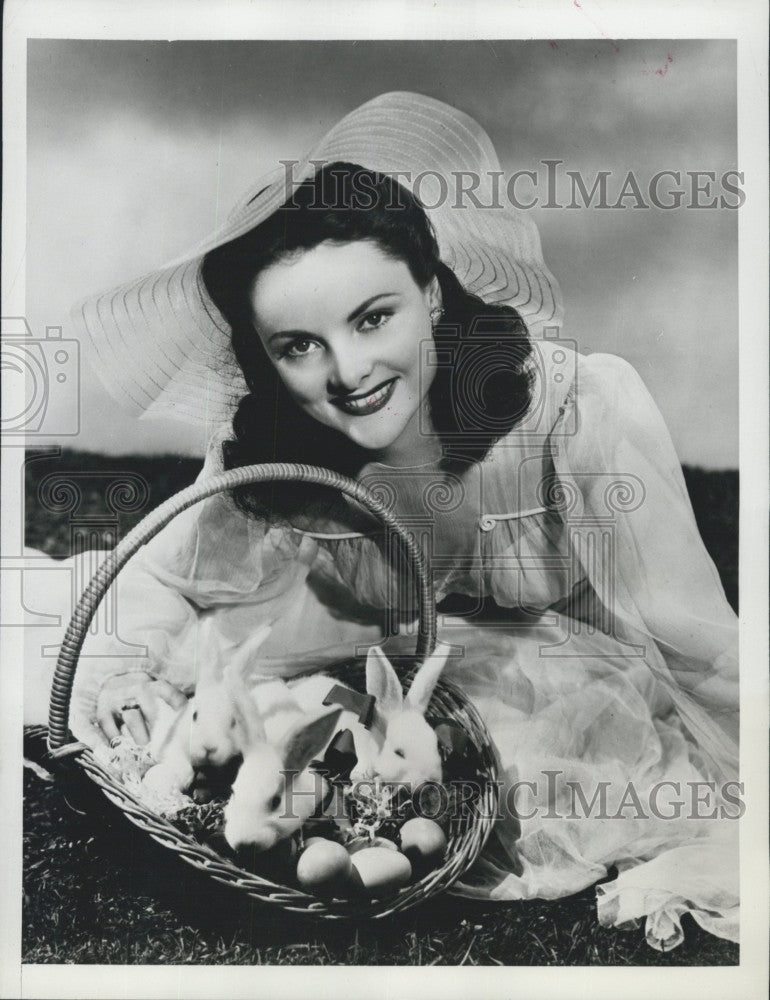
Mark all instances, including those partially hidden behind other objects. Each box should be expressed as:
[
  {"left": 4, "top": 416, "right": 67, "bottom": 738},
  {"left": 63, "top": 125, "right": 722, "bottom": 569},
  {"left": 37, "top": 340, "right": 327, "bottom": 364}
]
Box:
[{"left": 24, "top": 38, "right": 739, "bottom": 466}]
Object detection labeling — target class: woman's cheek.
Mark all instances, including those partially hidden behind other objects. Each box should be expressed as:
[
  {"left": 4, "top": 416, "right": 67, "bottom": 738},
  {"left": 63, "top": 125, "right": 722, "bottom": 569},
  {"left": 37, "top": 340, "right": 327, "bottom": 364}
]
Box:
[{"left": 276, "top": 367, "right": 323, "bottom": 408}]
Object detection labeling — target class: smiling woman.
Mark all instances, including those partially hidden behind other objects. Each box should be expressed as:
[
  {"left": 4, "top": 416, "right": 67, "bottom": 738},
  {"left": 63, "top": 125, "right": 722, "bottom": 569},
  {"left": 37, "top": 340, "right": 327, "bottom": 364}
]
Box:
[{"left": 201, "top": 161, "right": 533, "bottom": 518}]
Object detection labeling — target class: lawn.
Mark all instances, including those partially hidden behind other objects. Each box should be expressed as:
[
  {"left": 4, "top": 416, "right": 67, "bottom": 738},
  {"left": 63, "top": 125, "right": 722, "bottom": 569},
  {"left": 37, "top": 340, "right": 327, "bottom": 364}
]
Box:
[{"left": 22, "top": 450, "right": 739, "bottom": 965}]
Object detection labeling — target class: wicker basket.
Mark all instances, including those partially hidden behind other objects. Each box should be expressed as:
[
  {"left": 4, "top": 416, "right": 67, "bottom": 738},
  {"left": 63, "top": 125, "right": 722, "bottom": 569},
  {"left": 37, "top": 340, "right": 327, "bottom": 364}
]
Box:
[{"left": 46, "top": 464, "right": 499, "bottom": 919}]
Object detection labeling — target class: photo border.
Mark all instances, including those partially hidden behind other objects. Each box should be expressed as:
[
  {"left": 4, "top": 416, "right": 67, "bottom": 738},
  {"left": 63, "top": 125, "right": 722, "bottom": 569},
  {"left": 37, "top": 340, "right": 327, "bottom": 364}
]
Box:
[{"left": 2, "top": 2, "right": 767, "bottom": 998}]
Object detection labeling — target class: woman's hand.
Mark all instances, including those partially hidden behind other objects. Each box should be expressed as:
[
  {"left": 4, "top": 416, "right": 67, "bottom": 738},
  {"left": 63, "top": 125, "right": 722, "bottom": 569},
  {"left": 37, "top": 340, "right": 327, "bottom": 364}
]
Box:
[{"left": 95, "top": 671, "right": 188, "bottom": 746}]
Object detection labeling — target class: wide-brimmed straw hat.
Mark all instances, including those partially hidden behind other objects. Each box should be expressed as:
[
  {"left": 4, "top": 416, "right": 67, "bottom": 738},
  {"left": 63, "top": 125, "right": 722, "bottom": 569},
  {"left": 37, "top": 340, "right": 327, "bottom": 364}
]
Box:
[{"left": 73, "top": 92, "right": 562, "bottom": 431}]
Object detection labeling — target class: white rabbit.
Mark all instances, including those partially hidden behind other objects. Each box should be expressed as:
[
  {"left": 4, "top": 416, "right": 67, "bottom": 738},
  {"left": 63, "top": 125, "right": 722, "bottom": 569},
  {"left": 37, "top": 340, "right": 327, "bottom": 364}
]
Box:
[
  {"left": 141, "top": 619, "right": 273, "bottom": 796},
  {"left": 286, "top": 672, "right": 381, "bottom": 779},
  {"left": 223, "top": 665, "right": 345, "bottom": 853},
  {"left": 366, "top": 642, "right": 452, "bottom": 789}
]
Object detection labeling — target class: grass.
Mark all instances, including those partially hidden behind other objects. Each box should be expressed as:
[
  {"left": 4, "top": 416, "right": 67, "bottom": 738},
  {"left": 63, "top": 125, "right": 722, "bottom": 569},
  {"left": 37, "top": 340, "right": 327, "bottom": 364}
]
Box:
[
  {"left": 22, "top": 760, "right": 737, "bottom": 966},
  {"left": 22, "top": 450, "right": 739, "bottom": 965}
]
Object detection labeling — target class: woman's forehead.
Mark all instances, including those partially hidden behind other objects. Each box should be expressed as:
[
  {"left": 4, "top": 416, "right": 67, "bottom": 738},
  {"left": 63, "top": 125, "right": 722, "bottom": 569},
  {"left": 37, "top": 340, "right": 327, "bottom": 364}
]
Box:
[{"left": 249, "top": 240, "right": 415, "bottom": 332}]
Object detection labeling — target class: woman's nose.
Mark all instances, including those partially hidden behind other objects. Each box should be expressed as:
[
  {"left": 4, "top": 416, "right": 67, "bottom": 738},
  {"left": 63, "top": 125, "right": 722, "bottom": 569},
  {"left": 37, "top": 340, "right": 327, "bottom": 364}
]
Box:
[{"left": 327, "top": 340, "right": 374, "bottom": 394}]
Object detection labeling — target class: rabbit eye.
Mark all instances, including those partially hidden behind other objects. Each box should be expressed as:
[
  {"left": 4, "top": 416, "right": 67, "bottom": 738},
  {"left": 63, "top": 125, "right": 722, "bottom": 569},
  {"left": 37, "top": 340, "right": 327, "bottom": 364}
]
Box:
[
  {"left": 269, "top": 794, "right": 281, "bottom": 811},
  {"left": 394, "top": 748, "right": 406, "bottom": 759},
  {"left": 192, "top": 710, "right": 198, "bottom": 722}
]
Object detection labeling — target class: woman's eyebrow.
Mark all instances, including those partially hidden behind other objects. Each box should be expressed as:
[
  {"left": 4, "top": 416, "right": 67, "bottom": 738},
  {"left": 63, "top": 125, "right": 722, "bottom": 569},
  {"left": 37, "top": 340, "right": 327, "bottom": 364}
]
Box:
[
  {"left": 267, "top": 292, "right": 400, "bottom": 343},
  {"left": 345, "top": 292, "right": 399, "bottom": 322}
]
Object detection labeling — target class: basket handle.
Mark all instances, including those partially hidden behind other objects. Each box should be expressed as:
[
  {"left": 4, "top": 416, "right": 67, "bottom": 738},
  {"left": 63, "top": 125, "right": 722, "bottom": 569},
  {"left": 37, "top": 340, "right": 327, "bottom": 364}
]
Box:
[{"left": 47, "top": 463, "right": 437, "bottom": 752}]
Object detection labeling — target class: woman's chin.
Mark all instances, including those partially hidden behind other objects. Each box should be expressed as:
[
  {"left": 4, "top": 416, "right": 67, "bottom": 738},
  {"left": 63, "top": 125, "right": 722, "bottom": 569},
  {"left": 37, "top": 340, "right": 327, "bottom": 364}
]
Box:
[{"left": 338, "top": 416, "right": 409, "bottom": 454}]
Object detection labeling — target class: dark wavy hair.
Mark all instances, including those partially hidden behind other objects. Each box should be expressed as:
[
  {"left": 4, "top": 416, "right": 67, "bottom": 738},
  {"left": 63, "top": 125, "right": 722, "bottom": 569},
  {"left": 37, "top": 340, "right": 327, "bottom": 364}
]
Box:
[{"left": 201, "top": 163, "right": 534, "bottom": 522}]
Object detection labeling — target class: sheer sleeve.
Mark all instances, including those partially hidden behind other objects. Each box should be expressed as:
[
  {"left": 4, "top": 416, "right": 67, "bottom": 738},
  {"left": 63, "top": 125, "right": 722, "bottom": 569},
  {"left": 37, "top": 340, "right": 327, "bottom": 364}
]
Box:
[
  {"left": 70, "top": 425, "right": 314, "bottom": 738},
  {"left": 549, "top": 353, "right": 738, "bottom": 758},
  {"left": 135, "top": 423, "right": 311, "bottom": 612}
]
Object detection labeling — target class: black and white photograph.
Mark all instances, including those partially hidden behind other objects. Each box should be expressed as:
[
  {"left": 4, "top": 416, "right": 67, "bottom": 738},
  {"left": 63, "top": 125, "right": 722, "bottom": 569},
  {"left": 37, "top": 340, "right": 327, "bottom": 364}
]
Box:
[{"left": 2, "top": 2, "right": 768, "bottom": 997}]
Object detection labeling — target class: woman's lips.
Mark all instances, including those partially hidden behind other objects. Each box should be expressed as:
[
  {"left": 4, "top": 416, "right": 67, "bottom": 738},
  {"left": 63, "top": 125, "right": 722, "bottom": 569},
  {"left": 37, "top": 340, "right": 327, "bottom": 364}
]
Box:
[{"left": 331, "top": 378, "right": 398, "bottom": 416}]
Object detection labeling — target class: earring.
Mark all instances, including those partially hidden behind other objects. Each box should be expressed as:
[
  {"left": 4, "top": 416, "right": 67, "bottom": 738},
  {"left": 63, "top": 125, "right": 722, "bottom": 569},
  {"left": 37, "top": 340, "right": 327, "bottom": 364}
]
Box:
[{"left": 430, "top": 306, "right": 444, "bottom": 327}]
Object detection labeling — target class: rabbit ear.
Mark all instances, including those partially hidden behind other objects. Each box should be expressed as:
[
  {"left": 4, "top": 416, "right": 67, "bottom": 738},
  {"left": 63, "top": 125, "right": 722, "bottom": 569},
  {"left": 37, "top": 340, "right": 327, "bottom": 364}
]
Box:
[
  {"left": 229, "top": 623, "right": 274, "bottom": 678},
  {"left": 365, "top": 646, "right": 403, "bottom": 716},
  {"left": 404, "top": 642, "right": 451, "bottom": 715},
  {"left": 223, "top": 662, "right": 266, "bottom": 744},
  {"left": 281, "top": 707, "right": 342, "bottom": 775},
  {"left": 192, "top": 613, "right": 223, "bottom": 679}
]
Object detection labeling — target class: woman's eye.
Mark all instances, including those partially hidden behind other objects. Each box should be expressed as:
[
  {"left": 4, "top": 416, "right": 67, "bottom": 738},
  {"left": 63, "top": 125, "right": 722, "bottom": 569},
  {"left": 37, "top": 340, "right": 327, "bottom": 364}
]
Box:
[
  {"left": 283, "top": 338, "right": 320, "bottom": 359},
  {"left": 393, "top": 748, "right": 406, "bottom": 759},
  {"left": 358, "top": 310, "right": 391, "bottom": 332}
]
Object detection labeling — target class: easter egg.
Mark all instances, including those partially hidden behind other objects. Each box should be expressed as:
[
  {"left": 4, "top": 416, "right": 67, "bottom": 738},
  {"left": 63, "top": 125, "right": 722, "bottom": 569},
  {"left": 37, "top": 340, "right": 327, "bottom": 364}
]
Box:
[
  {"left": 399, "top": 818, "right": 447, "bottom": 871},
  {"left": 296, "top": 839, "right": 353, "bottom": 896},
  {"left": 349, "top": 847, "right": 412, "bottom": 896}
]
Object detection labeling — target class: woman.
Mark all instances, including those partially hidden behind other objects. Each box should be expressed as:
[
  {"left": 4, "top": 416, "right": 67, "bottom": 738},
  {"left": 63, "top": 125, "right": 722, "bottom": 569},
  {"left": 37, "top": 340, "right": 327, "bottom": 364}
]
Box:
[{"left": 33, "top": 93, "right": 738, "bottom": 950}]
